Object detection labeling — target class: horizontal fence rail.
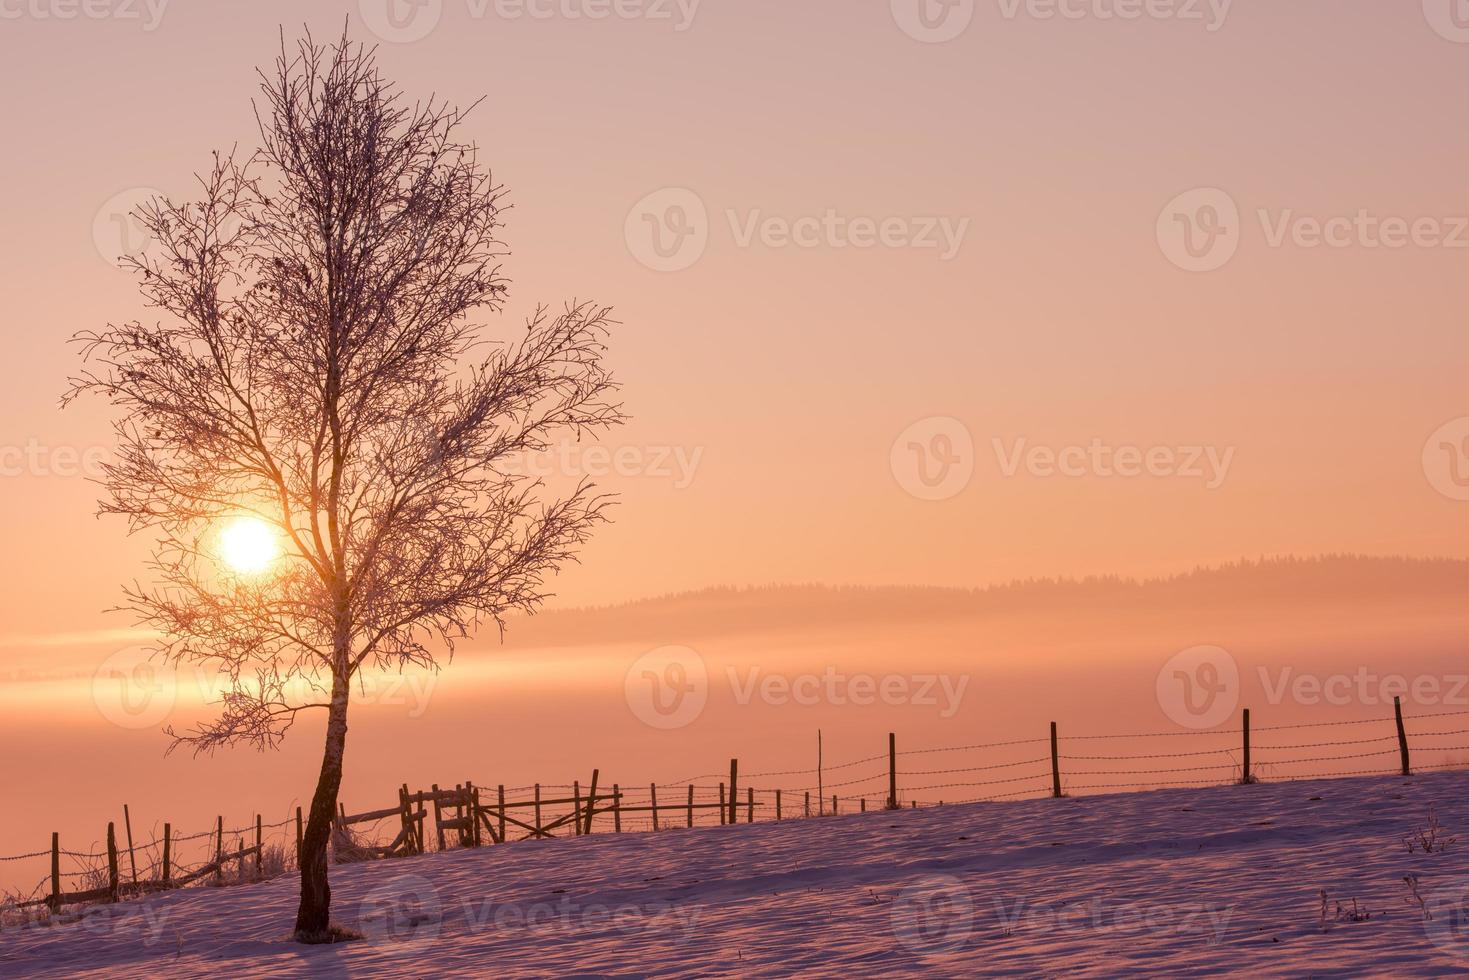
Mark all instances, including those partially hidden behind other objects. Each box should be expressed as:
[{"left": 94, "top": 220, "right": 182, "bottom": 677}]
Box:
[{"left": 5, "top": 697, "right": 1468, "bottom": 916}]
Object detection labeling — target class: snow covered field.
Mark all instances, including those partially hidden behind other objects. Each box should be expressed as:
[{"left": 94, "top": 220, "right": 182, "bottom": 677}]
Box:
[{"left": 8, "top": 770, "right": 1469, "bottom": 977}]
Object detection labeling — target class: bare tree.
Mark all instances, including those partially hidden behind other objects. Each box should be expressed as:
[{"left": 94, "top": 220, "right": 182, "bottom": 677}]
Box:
[{"left": 65, "top": 29, "right": 624, "bottom": 942}]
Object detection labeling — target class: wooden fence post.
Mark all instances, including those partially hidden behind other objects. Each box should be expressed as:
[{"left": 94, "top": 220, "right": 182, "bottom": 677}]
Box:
[
  {"left": 728, "top": 759, "right": 739, "bottom": 826},
  {"left": 572, "top": 780, "right": 583, "bottom": 836},
  {"left": 162, "top": 824, "right": 171, "bottom": 884},
  {"left": 585, "top": 770, "right": 600, "bottom": 835},
  {"left": 860, "top": 798, "right": 867, "bottom": 813},
  {"left": 1395, "top": 695, "right": 1412, "bottom": 776},
  {"left": 746, "top": 787, "right": 754, "bottom": 823},
  {"left": 776, "top": 789, "right": 782, "bottom": 821},
  {"left": 106, "top": 822, "right": 119, "bottom": 902},
  {"left": 534, "top": 784, "right": 543, "bottom": 838},
  {"left": 1050, "top": 722, "right": 1062, "bottom": 798},
  {"left": 817, "top": 729, "right": 824, "bottom": 815},
  {"left": 465, "top": 782, "right": 477, "bottom": 847},
  {"left": 650, "top": 784, "right": 660, "bottom": 830},
  {"left": 1241, "top": 708, "right": 1252, "bottom": 785},
  {"left": 804, "top": 791, "right": 810, "bottom": 817},
  {"left": 49, "top": 832, "right": 59, "bottom": 912},
  {"left": 295, "top": 807, "right": 303, "bottom": 865},
  {"left": 498, "top": 785, "right": 507, "bottom": 844},
  {"left": 236, "top": 835, "right": 244, "bottom": 883},
  {"left": 432, "top": 784, "right": 445, "bottom": 850},
  {"left": 832, "top": 795, "right": 838, "bottom": 814},
  {"left": 613, "top": 784, "right": 622, "bottom": 833},
  {"left": 397, "top": 787, "right": 412, "bottom": 853},
  {"left": 255, "top": 814, "right": 263, "bottom": 879},
  {"left": 718, "top": 783, "right": 726, "bottom": 825},
  {"left": 687, "top": 785, "right": 695, "bottom": 827},
  {"left": 888, "top": 732, "right": 898, "bottom": 809},
  {"left": 214, "top": 816, "right": 223, "bottom": 884},
  {"left": 123, "top": 803, "right": 138, "bottom": 885}
]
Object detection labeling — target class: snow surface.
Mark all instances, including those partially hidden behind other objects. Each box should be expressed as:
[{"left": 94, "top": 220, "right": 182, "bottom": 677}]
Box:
[{"left": 8, "top": 771, "right": 1469, "bottom": 978}]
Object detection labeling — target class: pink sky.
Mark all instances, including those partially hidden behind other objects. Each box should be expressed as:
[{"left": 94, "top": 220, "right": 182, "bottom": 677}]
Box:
[{"left": 0, "top": 2, "right": 1467, "bottom": 639}]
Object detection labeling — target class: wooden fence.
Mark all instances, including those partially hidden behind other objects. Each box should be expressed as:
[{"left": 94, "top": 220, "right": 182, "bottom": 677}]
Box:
[{"left": 8, "top": 695, "right": 1464, "bottom": 914}]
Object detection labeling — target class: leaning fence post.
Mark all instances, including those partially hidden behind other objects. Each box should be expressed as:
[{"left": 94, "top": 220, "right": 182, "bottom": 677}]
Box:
[
  {"left": 1395, "top": 695, "right": 1412, "bottom": 776},
  {"left": 106, "top": 822, "right": 119, "bottom": 903},
  {"left": 214, "top": 816, "right": 224, "bottom": 884},
  {"left": 1241, "top": 708, "right": 1252, "bottom": 785},
  {"left": 49, "top": 832, "right": 59, "bottom": 912},
  {"left": 585, "top": 770, "right": 600, "bottom": 835},
  {"left": 123, "top": 803, "right": 138, "bottom": 886},
  {"left": 728, "top": 759, "right": 739, "bottom": 825},
  {"left": 255, "top": 814, "right": 263, "bottom": 879},
  {"left": 573, "top": 781, "right": 583, "bottom": 836},
  {"left": 498, "top": 785, "right": 507, "bottom": 844},
  {"left": 1050, "top": 722, "right": 1062, "bottom": 798},
  {"left": 162, "top": 823, "right": 172, "bottom": 884}
]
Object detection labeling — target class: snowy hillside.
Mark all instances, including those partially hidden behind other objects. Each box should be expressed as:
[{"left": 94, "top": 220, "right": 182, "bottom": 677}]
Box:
[{"left": 8, "top": 771, "right": 1469, "bottom": 977}]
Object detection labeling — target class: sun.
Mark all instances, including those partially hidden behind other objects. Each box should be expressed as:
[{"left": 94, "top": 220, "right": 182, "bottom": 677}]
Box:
[{"left": 219, "top": 516, "right": 280, "bottom": 574}]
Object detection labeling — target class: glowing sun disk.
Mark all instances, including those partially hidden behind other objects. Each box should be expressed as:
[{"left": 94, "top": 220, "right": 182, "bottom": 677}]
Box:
[{"left": 220, "top": 516, "right": 279, "bottom": 574}]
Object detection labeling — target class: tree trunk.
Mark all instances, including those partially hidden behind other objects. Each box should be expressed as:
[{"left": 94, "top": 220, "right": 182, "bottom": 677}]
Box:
[{"left": 294, "top": 670, "right": 350, "bottom": 942}]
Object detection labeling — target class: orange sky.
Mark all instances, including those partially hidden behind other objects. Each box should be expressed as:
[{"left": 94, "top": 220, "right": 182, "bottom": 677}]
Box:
[{"left": 1, "top": 1, "right": 1468, "bottom": 650}]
